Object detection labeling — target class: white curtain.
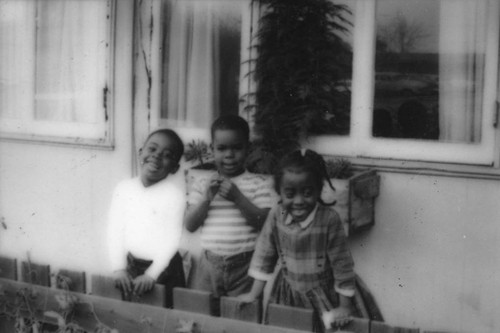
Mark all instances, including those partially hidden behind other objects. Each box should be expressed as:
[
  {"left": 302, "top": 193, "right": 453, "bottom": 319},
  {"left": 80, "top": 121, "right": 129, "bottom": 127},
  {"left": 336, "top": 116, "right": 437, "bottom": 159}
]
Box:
[
  {"left": 35, "top": 0, "right": 108, "bottom": 123},
  {"left": 0, "top": 1, "right": 35, "bottom": 120},
  {"left": 165, "top": 0, "right": 220, "bottom": 128},
  {"left": 439, "top": 0, "right": 486, "bottom": 143},
  {"left": 0, "top": 0, "right": 107, "bottom": 124}
]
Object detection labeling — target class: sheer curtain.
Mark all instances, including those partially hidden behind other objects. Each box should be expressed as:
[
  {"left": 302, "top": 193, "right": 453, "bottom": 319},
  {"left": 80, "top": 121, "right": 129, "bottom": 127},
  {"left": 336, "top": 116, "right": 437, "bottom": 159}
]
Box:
[
  {"left": 165, "top": 0, "right": 220, "bottom": 128},
  {"left": 439, "top": 0, "right": 486, "bottom": 143},
  {"left": 0, "top": 1, "right": 35, "bottom": 120},
  {"left": 0, "top": 0, "right": 108, "bottom": 125},
  {"left": 35, "top": 0, "right": 108, "bottom": 124}
]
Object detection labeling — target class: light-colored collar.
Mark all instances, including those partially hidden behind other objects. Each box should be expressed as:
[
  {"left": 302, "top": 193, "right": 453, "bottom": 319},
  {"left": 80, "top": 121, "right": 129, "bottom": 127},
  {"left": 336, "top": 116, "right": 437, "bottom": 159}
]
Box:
[{"left": 284, "top": 204, "right": 319, "bottom": 229}]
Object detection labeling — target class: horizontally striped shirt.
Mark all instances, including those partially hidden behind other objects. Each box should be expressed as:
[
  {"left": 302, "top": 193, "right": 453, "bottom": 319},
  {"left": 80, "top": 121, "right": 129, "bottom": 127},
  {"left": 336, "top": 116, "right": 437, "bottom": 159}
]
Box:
[
  {"left": 249, "top": 204, "right": 355, "bottom": 296},
  {"left": 187, "top": 171, "right": 276, "bottom": 255}
]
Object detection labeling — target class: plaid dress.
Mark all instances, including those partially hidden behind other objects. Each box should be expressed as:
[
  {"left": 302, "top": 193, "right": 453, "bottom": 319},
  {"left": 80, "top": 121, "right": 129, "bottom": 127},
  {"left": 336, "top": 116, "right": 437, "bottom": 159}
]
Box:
[{"left": 249, "top": 204, "right": 355, "bottom": 331}]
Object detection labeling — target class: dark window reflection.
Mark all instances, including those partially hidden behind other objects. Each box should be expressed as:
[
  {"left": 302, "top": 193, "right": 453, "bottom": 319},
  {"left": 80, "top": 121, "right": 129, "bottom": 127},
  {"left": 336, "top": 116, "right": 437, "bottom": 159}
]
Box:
[
  {"left": 308, "top": 0, "right": 354, "bottom": 136},
  {"left": 374, "top": 0, "right": 487, "bottom": 143}
]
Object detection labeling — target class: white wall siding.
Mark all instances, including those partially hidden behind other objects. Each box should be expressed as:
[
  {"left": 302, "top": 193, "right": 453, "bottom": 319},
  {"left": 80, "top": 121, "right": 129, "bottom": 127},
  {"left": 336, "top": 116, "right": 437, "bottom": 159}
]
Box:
[
  {"left": 0, "top": 0, "right": 135, "bottom": 277},
  {"left": 350, "top": 173, "right": 500, "bottom": 333}
]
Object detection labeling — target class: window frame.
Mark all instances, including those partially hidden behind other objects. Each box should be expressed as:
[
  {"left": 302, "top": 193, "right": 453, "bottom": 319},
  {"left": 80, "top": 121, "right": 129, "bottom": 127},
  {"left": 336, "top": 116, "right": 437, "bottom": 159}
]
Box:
[
  {"left": 154, "top": 0, "right": 254, "bottom": 145},
  {"left": 152, "top": 0, "right": 500, "bottom": 178},
  {"left": 305, "top": 0, "right": 500, "bottom": 174},
  {"left": 0, "top": 0, "right": 116, "bottom": 150}
]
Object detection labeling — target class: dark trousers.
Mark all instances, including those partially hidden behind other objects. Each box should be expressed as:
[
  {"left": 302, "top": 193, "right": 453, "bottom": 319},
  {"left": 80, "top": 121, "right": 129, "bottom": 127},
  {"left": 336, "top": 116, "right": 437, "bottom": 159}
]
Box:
[{"left": 126, "top": 251, "right": 186, "bottom": 308}]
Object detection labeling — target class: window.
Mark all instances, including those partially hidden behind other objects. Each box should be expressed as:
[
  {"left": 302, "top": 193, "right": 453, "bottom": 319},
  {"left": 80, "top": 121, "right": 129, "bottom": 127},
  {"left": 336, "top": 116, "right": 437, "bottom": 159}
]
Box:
[
  {"left": 159, "top": 0, "right": 250, "bottom": 143},
  {"left": 0, "top": 0, "right": 114, "bottom": 147},
  {"left": 309, "top": 0, "right": 500, "bottom": 167},
  {"left": 158, "top": 0, "right": 500, "bottom": 172}
]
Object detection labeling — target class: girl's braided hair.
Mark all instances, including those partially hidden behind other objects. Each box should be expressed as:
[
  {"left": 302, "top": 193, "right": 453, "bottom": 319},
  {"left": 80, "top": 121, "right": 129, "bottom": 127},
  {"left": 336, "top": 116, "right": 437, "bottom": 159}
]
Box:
[{"left": 274, "top": 149, "right": 336, "bottom": 205}]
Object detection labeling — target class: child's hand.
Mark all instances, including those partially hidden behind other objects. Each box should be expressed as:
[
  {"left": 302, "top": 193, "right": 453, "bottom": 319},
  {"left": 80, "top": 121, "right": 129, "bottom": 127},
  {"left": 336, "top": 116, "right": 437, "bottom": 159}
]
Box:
[
  {"left": 217, "top": 178, "right": 242, "bottom": 202},
  {"left": 205, "top": 174, "right": 223, "bottom": 201},
  {"left": 133, "top": 274, "right": 156, "bottom": 295},
  {"left": 321, "top": 306, "right": 352, "bottom": 330},
  {"left": 113, "top": 270, "right": 133, "bottom": 296}
]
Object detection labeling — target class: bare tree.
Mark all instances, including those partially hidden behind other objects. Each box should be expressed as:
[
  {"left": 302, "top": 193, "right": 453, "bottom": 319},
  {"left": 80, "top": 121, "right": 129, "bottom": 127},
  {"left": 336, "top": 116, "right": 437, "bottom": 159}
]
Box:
[{"left": 379, "top": 12, "right": 428, "bottom": 53}]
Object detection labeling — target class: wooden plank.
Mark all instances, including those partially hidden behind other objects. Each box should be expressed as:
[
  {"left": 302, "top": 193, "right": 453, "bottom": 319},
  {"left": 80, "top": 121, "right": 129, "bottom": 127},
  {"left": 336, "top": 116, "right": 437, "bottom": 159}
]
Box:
[
  {"left": 0, "top": 278, "right": 311, "bottom": 333},
  {"left": 266, "top": 303, "right": 314, "bottom": 332},
  {"left": 56, "top": 269, "right": 86, "bottom": 293},
  {"left": 382, "top": 326, "right": 419, "bottom": 333},
  {"left": 371, "top": 321, "right": 392, "bottom": 333},
  {"left": 331, "top": 317, "right": 370, "bottom": 333},
  {"left": 91, "top": 274, "right": 167, "bottom": 306},
  {"left": 21, "top": 261, "right": 50, "bottom": 286},
  {"left": 220, "top": 296, "right": 261, "bottom": 323},
  {"left": 131, "top": 284, "right": 166, "bottom": 307},
  {"left": 0, "top": 277, "right": 167, "bottom": 333},
  {"left": 372, "top": 320, "right": 420, "bottom": 333},
  {"left": 167, "top": 309, "right": 309, "bottom": 333},
  {"left": 90, "top": 274, "right": 122, "bottom": 300},
  {"left": 393, "top": 327, "right": 420, "bottom": 333},
  {"left": 173, "top": 287, "right": 219, "bottom": 316},
  {"left": 0, "top": 256, "right": 17, "bottom": 280}
]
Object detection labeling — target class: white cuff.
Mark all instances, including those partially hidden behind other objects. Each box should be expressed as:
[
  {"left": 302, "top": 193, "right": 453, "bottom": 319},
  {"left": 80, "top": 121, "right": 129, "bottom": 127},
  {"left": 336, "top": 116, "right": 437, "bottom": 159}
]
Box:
[{"left": 335, "top": 286, "right": 355, "bottom": 297}]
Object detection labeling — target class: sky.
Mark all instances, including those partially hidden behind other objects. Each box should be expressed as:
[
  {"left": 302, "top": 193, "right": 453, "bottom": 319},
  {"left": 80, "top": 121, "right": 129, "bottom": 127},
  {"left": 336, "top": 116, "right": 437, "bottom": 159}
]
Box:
[{"left": 375, "top": 0, "right": 440, "bottom": 53}]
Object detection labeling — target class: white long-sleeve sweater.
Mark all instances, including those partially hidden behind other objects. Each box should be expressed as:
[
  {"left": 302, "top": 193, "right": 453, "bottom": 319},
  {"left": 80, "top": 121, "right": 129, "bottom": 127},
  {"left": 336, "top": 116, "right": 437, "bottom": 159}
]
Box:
[{"left": 107, "top": 176, "right": 185, "bottom": 278}]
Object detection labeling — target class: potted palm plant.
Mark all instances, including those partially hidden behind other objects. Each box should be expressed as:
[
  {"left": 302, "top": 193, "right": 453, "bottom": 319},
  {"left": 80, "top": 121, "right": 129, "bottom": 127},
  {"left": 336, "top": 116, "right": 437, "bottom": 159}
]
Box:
[{"left": 246, "top": 0, "right": 353, "bottom": 172}]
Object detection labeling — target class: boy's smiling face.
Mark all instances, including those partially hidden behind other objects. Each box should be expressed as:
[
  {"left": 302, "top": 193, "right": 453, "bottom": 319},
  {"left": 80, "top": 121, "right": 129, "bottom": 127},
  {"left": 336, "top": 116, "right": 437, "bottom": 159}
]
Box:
[
  {"left": 212, "top": 129, "right": 247, "bottom": 177},
  {"left": 139, "top": 132, "right": 180, "bottom": 187}
]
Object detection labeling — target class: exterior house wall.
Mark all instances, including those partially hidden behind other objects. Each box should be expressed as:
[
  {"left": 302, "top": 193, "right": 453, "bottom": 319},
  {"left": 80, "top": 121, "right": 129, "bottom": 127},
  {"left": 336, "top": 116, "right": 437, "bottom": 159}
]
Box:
[
  {"left": 1, "top": 1, "right": 500, "bottom": 333},
  {"left": 0, "top": 0, "right": 135, "bottom": 276},
  {"left": 350, "top": 173, "right": 500, "bottom": 333}
]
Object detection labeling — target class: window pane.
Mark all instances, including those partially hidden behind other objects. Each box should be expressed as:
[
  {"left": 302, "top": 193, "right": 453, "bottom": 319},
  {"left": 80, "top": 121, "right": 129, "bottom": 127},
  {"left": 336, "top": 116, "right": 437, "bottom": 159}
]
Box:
[
  {"left": 35, "top": 0, "right": 109, "bottom": 124},
  {"left": 161, "top": 0, "right": 242, "bottom": 130},
  {"left": 0, "top": 1, "right": 36, "bottom": 120},
  {"left": 374, "top": 0, "right": 486, "bottom": 143},
  {"left": 0, "top": 0, "right": 111, "bottom": 143},
  {"left": 304, "top": 0, "right": 355, "bottom": 136}
]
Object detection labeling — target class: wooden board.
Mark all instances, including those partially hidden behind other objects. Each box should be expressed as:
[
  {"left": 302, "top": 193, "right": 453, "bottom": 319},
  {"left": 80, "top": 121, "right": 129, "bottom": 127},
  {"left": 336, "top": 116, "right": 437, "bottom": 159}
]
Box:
[
  {"left": 0, "top": 278, "right": 309, "bottom": 333},
  {"left": 173, "top": 287, "right": 219, "bottom": 316},
  {"left": 90, "top": 274, "right": 122, "bottom": 300},
  {"left": 266, "top": 303, "right": 314, "bottom": 332},
  {"left": 56, "top": 269, "right": 86, "bottom": 293},
  {"left": 131, "top": 284, "right": 166, "bottom": 307},
  {"left": 335, "top": 317, "right": 370, "bottom": 333},
  {"left": 21, "top": 261, "right": 50, "bottom": 286},
  {"left": 372, "top": 320, "right": 420, "bottom": 333},
  {"left": 0, "top": 256, "right": 17, "bottom": 280},
  {"left": 220, "top": 296, "right": 261, "bottom": 323}
]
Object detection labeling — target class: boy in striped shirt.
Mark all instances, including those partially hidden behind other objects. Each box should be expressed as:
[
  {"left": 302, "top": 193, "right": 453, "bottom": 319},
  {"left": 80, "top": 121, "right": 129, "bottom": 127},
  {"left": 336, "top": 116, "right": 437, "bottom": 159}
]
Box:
[{"left": 185, "top": 115, "right": 276, "bottom": 298}]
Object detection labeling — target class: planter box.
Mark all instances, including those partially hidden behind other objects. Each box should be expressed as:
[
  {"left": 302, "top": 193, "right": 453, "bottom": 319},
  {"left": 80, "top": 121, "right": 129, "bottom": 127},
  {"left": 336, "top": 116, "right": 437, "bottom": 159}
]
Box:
[{"left": 321, "top": 170, "right": 380, "bottom": 236}]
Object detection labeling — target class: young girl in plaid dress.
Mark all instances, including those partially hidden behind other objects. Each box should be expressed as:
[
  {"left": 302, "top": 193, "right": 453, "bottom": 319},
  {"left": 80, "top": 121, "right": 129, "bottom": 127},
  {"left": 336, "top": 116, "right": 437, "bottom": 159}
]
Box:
[{"left": 239, "top": 149, "right": 355, "bottom": 332}]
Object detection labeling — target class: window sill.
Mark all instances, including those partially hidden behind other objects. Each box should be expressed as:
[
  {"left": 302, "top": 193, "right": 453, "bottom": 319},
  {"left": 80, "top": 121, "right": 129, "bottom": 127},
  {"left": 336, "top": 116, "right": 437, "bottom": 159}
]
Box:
[
  {"left": 331, "top": 155, "right": 500, "bottom": 181},
  {"left": 0, "top": 133, "right": 114, "bottom": 151}
]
